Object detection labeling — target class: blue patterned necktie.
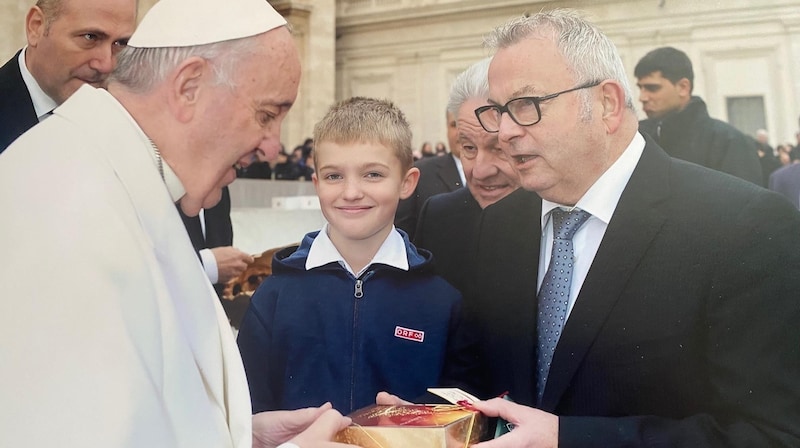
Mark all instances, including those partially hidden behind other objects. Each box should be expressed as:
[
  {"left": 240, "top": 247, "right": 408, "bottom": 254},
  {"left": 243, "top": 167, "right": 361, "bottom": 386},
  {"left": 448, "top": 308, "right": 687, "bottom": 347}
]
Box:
[{"left": 536, "top": 208, "right": 591, "bottom": 404}]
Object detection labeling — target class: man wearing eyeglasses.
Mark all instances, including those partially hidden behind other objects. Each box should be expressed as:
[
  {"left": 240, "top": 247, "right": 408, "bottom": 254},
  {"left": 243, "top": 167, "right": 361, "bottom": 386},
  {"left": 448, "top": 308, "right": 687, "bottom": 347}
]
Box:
[
  {"left": 415, "top": 57, "right": 519, "bottom": 281},
  {"left": 463, "top": 9, "right": 800, "bottom": 448}
]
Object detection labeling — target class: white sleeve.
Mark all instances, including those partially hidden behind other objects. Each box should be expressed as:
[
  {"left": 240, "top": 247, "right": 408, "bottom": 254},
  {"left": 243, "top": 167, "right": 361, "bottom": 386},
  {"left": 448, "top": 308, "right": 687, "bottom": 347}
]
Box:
[{"left": 200, "top": 248, "right": 219, "bottom": 283}]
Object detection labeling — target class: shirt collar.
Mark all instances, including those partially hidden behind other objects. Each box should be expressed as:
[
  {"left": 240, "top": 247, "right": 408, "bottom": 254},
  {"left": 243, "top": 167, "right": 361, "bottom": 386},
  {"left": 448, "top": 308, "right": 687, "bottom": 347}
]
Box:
[
  {"left": 542, "top": 131, "right": 645, "bottom": 226},
  {"left": 162, "top": 162, "right": 186, "bottom": 203},
  {"left": 452, "top": 154, "right": 466, "bottom": 186},
  {"left": 306, "top": 223, "right": 409, "bottom": 277},
  {"left": 18, "top": 47, "right": 58, "bottom": 120}
]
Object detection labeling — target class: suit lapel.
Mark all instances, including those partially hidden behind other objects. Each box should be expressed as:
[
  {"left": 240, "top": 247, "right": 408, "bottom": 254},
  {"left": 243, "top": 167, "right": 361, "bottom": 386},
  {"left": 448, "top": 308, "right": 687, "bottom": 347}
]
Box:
[
  {"left": 542, "top": 139, "right": 672, "bottom": 410},
  {"left": 479, "top": 189, "right": 542, "bottom": 404},
  {"left": 180, "top": 210, "right": 206, "bottom": 252},
  {"left": 203, "top": 186, "right": 234, "bottom": 248},
  {"left": 0, "top": 51, "right": 38, "bottom": 151},
  {"left": 437, "top": 155, "right": 463, "bottom": 191}
]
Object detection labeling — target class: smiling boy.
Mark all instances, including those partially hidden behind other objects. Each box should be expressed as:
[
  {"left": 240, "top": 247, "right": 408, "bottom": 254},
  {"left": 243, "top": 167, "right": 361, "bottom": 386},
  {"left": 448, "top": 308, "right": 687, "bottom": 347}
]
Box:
[{"left": 237, "top": 97, "right": 471, "bottom": 414}]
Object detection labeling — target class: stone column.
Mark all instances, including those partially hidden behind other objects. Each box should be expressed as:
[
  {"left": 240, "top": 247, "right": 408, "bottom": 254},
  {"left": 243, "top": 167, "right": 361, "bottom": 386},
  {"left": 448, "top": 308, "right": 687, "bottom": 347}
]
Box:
[{"left": 272, "top": 0, "right": 336, "bottom": 153}]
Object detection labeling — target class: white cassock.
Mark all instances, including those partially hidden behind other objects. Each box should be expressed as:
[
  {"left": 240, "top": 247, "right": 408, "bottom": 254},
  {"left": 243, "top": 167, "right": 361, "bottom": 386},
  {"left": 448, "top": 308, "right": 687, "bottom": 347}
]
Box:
[{"left": 0, "top": 85, "right": 251, "bottom": 447}]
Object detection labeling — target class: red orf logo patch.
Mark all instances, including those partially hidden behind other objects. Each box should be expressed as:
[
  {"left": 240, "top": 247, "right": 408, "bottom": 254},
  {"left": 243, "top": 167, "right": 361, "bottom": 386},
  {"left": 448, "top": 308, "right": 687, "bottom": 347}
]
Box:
[{"left": 394, "top": 326, "right": 425, "bottom": 343}]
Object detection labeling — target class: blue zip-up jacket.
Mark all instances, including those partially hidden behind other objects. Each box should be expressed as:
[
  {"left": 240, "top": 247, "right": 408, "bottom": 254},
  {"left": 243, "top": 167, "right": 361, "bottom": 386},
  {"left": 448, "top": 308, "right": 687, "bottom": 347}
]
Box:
[{"left": 237, "top": 229, "right": 466, "bottom": 414}]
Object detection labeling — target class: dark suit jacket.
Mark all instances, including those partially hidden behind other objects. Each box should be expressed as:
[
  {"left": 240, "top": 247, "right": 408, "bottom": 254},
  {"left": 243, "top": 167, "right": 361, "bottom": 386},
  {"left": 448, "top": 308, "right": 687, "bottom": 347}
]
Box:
[
  {"left": 473, "top": 136, "right": 800, "bottom": 446},
  {"left": 395, "top": 155, "right": 463, "bottom": 240},
  {"left": 639, "top": 96, "right": 763, "bottom": 186},
  {"left": 414, "top": 187, "right": 481, "bottom": 296},
  {"left": 179, "top": 186, "right": 234, "bottom": 295},
  {"left": 0, "top": 50, "right": 38, "bottom": 152},
  {"left": 413, "top": 187, "right": 487, "bottom": 399}
]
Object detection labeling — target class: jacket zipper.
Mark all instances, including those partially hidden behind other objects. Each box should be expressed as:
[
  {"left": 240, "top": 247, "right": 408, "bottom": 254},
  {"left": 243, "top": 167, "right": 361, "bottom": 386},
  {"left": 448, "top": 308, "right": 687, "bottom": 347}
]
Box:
[
  {"left": 354, "top": 279, "right": 364, "bottom": 298},
  {"left": 350, "top": 271, "right": 374, "bottom": 410}
]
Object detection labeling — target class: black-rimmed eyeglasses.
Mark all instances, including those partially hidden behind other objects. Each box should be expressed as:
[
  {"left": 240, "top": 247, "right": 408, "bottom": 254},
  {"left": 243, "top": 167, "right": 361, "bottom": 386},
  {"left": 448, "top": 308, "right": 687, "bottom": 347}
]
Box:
[{"left": 474, "top": 80, "right": 602, "bottom": 133}]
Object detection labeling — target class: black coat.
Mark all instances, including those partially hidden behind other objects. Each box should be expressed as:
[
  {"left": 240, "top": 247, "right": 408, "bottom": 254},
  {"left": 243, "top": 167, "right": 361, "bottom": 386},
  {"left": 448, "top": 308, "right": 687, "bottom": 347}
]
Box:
[
  {"left": 178, "top": 186, "right": 233, "bottom": 299},
  {"left": 639, "top": 96, "right": 763, "bottom": 186},
  {"left": 395, "top": 155, "right": 463, "bottom": 240},
  {"left": 414, "top": 186, "right": 482, "bottom": 298},
  {"left": 472, "top": 136, "right": 800, "bottom": 446},
  {"left": 0, "top": 50, "right": 38, "bottom": 153}
]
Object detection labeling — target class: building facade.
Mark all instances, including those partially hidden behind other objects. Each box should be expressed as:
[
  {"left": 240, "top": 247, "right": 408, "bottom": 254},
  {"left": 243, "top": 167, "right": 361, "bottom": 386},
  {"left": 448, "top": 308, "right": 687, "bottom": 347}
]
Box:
[
  {"left": 3, "top": 0, "right": 799, "bottom": 150},
  {"left": 336, "top": 0, "right": 800, "bottom": 150}
]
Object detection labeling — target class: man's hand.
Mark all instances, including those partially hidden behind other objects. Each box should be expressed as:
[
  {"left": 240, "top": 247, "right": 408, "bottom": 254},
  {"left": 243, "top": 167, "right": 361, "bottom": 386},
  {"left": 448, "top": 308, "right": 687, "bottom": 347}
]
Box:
[
  {"left": 211, "top": 246, "right": 254, "bottom": 284},
  {"left": 471, "top": 398, "right": 559, "bottom": 448},
  {"left": 252, "top": 403, "right": 356, "bottom": 448}
]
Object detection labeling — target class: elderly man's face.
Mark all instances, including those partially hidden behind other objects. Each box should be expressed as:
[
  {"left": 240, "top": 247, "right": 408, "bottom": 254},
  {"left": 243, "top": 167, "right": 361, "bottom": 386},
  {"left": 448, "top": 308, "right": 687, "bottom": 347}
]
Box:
[
  {"left": 487, "top": 35, "right": 605, "bottom": 205},
  {"left": 457, "top": 97, "right": 518, "bottom": 208},
  {"left": 26, "top": 0, "right": 136, "bottom": 104},
  {"left": 194, "top": 28, "right": 301, "bottom": 209}
]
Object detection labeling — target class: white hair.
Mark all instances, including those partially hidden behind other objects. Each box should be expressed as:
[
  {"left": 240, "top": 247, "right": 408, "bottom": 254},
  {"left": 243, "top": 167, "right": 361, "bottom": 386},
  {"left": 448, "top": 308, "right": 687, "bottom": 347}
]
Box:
[
  {"left": 447, "top": 57, "right": 491, "bottom": 117},
  {"left": 109, "top": 35, "right": 262, "bottom": 93},
  {"left": 484, "top": 9, "right": 634, "bottom": 111}
]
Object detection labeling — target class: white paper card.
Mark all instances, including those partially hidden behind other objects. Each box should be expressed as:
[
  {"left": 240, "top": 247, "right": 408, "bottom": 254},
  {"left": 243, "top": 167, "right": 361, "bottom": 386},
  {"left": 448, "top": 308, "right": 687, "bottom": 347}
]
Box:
[{"left": 427, "top": 388, "right": 480, "bottom": 405}]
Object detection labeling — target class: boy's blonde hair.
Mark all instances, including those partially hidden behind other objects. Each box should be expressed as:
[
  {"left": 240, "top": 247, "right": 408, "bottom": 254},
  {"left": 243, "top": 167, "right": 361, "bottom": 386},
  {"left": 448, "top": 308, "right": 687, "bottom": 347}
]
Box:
[{"left": 313, "top": 97, "right": 414, "bottom": 172}]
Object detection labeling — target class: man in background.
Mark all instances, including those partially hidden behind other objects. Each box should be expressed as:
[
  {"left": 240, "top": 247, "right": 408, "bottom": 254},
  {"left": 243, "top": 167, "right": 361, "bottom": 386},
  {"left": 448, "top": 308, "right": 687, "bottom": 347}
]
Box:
[
  {"left": 415, "top": 56, "right": 519, "bottom": 298},
  {"left": 635, "top": 46, "right": 763, "bottom": 185},
  {"left": 769, "top": 152, "right": 800, "bottom": 209},
  {"left": 395, "top": 108, "right": 465, "bottom": 240},
  {"left": 179, "top": 186, "right": 254, "bottom": 327},
  {"left": 0, "top": 0, "right": 136, "bottom": 152}
]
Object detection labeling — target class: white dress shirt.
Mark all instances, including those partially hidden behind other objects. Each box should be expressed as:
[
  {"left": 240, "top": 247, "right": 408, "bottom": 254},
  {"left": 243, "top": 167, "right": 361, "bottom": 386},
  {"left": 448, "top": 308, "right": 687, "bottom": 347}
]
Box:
[
  {"left": 306, "top": 223, "right": 409, "bottom": 277},
  {"left": 539, "top": 132, "right": 645, "bottom": 317},
  {"left": 452, "top": 154, "right": 466, "bottom": 186},
  {"left": 17, "top": 47, "right": 57, "bottom": 121}
]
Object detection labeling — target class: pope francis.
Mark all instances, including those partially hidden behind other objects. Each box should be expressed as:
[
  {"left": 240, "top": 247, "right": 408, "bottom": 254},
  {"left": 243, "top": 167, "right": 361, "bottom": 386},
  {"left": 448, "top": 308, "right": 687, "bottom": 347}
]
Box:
[{"left": 0, "top": 0, "right": 352, "bottom": 447}]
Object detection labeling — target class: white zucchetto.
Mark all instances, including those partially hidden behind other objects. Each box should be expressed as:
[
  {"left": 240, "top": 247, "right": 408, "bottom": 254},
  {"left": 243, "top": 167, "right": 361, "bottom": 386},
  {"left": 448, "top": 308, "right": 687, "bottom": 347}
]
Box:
[{"left": 128, "top": 0, "right": 288, "bottom": 48}]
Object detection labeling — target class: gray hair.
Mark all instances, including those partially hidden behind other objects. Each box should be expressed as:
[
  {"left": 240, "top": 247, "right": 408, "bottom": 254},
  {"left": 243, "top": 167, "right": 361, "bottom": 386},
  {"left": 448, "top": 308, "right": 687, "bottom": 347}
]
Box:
[
  {"left": 484, "top": 9, "right": 634, "bottom": 111},
  {"left": 447, "top": 56, "right": 491, "bottom": 118},
  {"left": 35, "top": 0, "right": 64, "bottom": 28},
  {"left": 109, "top": 35, "right": 261, "bottom": 93}
]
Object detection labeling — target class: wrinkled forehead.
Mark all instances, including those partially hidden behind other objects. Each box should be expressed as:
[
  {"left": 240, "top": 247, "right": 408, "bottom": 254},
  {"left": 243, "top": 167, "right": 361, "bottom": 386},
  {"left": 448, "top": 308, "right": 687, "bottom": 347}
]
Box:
[
  {"left": 457, "top": 114, "right": 498, "bottom": 146},
  {"left": 242, "top": 29, "right": 301, "bottom": 102},
  {"left": 457, "top": 97, "right": 488, "bottom": 121}
]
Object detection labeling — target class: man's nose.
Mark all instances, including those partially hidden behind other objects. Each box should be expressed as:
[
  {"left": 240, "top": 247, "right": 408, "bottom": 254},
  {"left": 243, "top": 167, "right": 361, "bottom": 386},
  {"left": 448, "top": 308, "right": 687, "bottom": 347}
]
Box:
[
  {"left": 88, "top": 45, "right": 115, "bottom": 74},
  {"left": 497, "top": 113, "right": 524, "bottom": 144},
  {"left": 255, "top": 139, "right": 282, "bottom": 163},
  {"left": 472, "top": 150, "right": 495, "bottom": 179}
]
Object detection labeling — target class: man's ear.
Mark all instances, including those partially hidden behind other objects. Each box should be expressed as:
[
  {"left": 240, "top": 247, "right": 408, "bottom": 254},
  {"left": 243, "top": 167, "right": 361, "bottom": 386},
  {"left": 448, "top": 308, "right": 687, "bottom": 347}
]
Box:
[
  {"left": 167, "top": 56, "right": 208, "bottom": 123},
  {"left": 399, "top": 166, "right": 420, "bottom": 200},
  {"left": 600, "top": 80, "right": 626, "bottom": 134},
  {"left": 25, "top": 7, "right": 46, "bottom": 46},
  {"left": 676, "top": 77, "right": 692, "bottom": 99}
]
